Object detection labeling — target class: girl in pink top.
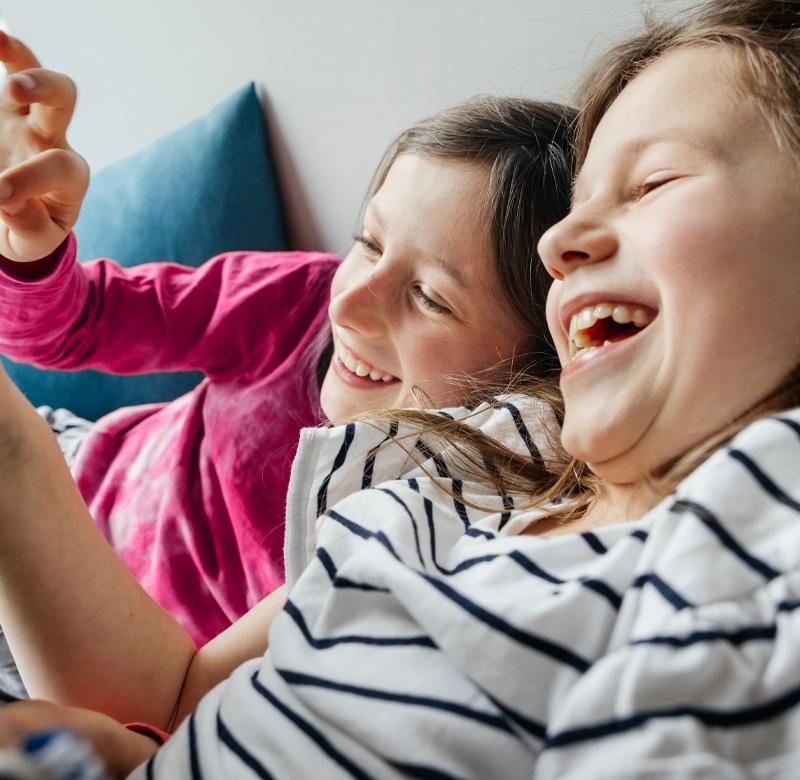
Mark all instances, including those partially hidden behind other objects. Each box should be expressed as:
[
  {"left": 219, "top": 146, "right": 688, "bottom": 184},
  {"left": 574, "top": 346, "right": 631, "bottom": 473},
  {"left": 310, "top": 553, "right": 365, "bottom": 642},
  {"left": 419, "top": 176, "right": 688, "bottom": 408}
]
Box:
[{"left": 0, "top": 33, "right": 574, "bottom": 689}]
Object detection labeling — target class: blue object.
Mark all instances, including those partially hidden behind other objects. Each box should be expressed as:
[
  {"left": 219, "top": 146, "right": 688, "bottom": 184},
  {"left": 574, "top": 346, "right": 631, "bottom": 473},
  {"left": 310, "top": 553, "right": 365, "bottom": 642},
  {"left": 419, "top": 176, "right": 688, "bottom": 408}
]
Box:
[
  {"left": 2, "top": 83, "right": 287, "bottom": 420},
  {"left": 22, "top": 728, "right": 110, "bottom": 779}
]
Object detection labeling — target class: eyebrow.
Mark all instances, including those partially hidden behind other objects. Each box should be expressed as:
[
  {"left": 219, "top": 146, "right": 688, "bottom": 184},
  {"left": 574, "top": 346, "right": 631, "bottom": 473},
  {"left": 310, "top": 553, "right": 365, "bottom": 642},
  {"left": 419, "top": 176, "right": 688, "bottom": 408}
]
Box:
[
  {"left": 364, "top": 201, "right": 470, "bottom": 288},
  {"left": 572, "top": 130, "right": 718, "bottom": 203}
]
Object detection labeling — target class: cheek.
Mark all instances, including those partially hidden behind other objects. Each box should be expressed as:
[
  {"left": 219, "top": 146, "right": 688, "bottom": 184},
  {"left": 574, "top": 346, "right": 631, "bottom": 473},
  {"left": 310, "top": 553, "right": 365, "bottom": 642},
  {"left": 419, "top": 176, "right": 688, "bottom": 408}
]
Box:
[{"left": 545, "top": 284, "right": 566, "bottom": 361}]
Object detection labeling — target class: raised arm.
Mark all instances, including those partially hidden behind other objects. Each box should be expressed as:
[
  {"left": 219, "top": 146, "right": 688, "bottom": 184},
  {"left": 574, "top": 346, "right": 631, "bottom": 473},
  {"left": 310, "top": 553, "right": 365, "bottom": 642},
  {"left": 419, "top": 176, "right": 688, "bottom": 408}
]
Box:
[
  {"left": 0, "top": 31, "right": 88, "bottom": 265},
  {"left": 0, "top": 33, "right": 338, "bottom": 380}
]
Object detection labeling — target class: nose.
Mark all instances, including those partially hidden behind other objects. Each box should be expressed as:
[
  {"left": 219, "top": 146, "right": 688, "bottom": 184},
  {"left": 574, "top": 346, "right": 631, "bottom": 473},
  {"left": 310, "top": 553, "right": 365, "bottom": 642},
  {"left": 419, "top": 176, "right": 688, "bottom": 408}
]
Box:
[
  {"left": 537, "top": 205, "right": 618, "bottom": 281},
  {"left": 328, "top": 263, "right": 395, "bottom": 338}
]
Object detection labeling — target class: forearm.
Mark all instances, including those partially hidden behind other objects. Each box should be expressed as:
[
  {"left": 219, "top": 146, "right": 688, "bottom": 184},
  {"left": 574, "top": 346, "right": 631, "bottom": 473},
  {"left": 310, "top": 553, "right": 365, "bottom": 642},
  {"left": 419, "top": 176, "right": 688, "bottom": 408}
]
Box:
[{"left": 0, "top": 371, "right": 195, "bottom": 727}]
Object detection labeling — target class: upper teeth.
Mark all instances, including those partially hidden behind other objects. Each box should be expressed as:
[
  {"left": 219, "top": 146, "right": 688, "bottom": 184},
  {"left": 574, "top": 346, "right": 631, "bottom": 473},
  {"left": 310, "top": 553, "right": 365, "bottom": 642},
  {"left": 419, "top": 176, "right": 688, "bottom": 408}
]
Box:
[
  {"left": 338, "top": 346, "right": 397, "bottom": 382},
  {"left": 568, "top": 303, "right": 655, "bottom": 346}
]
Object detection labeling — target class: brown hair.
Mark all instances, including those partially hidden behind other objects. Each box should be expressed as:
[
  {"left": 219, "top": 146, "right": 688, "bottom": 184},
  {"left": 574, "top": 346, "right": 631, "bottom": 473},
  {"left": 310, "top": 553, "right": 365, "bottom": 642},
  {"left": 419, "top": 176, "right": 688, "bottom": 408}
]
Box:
[
  {"left": 576, "top": 0, "right": 800, "bottom": 166},
  {"left": 571, "top": 0, "right": 800, "bottom": 501},
  {"left": 366, "top": 96, "right": 577, "bottom": 379},
  {"left": 367, "top": 0, "right": 800, "bottom": 524}
]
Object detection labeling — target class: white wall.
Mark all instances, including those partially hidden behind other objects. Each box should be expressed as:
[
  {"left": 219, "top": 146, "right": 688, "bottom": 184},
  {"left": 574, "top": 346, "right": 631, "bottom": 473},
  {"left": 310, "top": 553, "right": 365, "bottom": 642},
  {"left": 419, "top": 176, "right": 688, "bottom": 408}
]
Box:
[{"left": 3, "top": 1, "right": 667, "bottom": 254}]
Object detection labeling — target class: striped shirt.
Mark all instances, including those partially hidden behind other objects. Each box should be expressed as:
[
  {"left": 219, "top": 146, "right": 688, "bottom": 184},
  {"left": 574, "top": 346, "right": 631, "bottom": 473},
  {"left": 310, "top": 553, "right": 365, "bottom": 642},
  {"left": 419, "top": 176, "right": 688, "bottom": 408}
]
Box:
[{"left": 131, "top": 399, "right": 800, "bottom": 779}]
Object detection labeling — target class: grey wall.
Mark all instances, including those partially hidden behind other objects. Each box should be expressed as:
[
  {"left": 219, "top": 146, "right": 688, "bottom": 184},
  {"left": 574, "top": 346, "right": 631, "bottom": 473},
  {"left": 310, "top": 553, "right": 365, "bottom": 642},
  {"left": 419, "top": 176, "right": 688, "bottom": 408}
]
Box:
[{"left": 3, "top": 1, "right": 671, "bottom": 254}]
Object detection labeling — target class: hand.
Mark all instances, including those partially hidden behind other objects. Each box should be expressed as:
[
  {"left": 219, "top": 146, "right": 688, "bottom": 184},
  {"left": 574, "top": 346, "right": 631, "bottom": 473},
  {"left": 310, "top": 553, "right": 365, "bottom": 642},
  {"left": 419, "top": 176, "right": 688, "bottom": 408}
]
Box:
[
  {"left": 0, "top": 31, "right": 89, "bottom": 263},
  {"left": 0, "top": 700, "right": 159, "bottom": 779}
]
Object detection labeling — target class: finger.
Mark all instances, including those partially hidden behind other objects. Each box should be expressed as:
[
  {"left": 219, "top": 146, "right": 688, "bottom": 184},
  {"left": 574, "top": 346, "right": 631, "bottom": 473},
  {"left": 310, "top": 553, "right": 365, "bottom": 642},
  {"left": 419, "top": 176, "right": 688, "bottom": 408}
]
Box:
[
  {"left": 0, "top": 147, "right": 89, "bottom": 209},
  {"left": 4, "top": 68, "right": 78, "bottom": 142},
  {"left": 0, "top": 31, "right": 41, "bottom": 74}
]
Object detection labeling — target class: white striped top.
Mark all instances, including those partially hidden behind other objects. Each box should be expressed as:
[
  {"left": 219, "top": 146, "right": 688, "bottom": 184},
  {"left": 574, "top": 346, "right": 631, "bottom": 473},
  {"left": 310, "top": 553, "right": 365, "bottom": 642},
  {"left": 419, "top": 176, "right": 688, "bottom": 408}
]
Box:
[{"left": 130, "top": 398, "right": 800, "bottom": 779}]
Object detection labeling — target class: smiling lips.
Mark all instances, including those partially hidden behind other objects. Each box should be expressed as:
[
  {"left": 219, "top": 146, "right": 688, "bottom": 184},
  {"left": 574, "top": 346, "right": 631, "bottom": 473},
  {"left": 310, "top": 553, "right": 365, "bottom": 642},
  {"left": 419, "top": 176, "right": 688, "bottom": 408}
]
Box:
[
  {"left": 567, "top": 302, "right": 656, "bottom": 359},
  {"left": 336, "top": 344, "right": 399, "bottom": 383}
]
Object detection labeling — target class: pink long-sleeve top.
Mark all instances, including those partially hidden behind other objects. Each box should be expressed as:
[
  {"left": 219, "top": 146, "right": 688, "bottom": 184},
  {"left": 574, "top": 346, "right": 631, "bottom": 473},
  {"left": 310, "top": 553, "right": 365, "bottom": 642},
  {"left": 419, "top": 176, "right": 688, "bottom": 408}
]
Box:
[{"left": 0, "top": 234, "right": 339, "bottom": 645}]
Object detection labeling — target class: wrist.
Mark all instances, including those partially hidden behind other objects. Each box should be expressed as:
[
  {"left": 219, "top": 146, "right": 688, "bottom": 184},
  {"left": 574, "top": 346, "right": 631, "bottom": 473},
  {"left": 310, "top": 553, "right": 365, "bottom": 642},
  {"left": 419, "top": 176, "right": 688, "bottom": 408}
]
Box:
[{"left": 0, "top": 235, "right": 71, "bottom": 280}]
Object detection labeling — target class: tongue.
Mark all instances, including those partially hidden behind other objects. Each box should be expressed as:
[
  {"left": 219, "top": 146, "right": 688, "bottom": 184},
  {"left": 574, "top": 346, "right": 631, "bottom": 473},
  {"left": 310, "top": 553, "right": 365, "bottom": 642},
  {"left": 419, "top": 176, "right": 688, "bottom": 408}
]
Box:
[{"left": 589, "top": 318, "right": 640, "bottom": 343}]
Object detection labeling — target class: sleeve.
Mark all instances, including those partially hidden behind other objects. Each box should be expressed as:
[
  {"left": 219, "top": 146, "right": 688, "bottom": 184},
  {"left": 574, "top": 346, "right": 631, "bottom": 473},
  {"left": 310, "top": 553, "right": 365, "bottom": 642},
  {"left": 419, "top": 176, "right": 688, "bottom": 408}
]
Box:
[
  {"left": 534, "top": 568, "right": 800, "bottom": 778},
  {"left": 0, "top": 233, "right": 338, "bottom": 381}
]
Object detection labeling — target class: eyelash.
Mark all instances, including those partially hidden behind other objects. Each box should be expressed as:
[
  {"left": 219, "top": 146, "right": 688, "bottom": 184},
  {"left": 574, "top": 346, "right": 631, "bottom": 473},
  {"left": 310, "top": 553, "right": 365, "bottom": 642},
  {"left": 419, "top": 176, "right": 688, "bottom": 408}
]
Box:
[
  {"left": 412, "top": 285, "right": 450, "bottom": 314},
  {"left": 631, "top": 176, "right": 674, "bottom": 201},
  {"left": 353, "top": 233, "right": 381, "bottom": 256},
  {"left": 352, "top": 233, "right": 452, "bottom": 315}
]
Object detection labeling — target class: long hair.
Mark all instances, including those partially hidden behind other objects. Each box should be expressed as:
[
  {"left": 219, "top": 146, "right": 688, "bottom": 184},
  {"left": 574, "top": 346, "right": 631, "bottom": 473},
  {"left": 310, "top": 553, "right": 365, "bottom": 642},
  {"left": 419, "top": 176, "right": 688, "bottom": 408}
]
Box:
[
  {"left": 361, "top": 1, "right": 800, "bottom": 524},
  {"left": 365, "top": 96, "right": 577, "bottom": 380}
]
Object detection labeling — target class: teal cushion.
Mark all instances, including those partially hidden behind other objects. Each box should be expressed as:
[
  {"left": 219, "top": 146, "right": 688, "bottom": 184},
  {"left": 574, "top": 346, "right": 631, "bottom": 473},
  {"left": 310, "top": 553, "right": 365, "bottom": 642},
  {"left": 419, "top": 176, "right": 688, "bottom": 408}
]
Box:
[{"left": 2, "top": 83, "right": 287, "bottom": 420}]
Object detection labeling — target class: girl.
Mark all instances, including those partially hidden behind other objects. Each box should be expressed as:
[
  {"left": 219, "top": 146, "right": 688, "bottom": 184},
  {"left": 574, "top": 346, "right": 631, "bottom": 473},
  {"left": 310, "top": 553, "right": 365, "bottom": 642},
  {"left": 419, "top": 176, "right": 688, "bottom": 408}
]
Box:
[
  {"left": 2, "top": 0, "right": 800, "bottom": 776},
  {"left": 0, "top": 34, "right": 574, "bottom": 694}
]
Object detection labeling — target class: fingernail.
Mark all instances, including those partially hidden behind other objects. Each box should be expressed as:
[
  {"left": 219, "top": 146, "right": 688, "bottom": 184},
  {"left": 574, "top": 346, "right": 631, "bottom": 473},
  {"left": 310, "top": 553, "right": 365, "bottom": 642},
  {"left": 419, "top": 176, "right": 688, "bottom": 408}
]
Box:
[
  {"left": 0, "top": 182, "right": 13, "bottom": 200},
  {"left": 9, "top": 73, "right": 36, "bottom": 91}
]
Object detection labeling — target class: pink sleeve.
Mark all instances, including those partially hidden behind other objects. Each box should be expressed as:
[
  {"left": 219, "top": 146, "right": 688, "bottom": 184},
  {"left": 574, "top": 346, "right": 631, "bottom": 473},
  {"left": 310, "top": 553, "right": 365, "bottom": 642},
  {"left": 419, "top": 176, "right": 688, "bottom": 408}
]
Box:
[{"left": 0, "top": 234, "right": 338, "bottom": 381}]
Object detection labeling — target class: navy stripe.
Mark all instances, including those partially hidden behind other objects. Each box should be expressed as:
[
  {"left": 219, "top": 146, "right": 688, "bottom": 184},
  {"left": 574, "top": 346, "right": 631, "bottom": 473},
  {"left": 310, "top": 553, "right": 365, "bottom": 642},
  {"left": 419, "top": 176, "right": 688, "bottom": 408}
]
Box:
[
  {"left": 326, "top": 508, "right": 372, "bottom": 541},
  {"left": 672, "top": 498, "right": 780, "bottom": 581},
  {"left": 145, "top": 754, "right": 155, "bottom": 780},
  {"left": 284, "top": 599, "right": 436, "bottom": 649},
  {"left": 360, "top": 422, "right": 398, "bottom": 490},
  {"left": 278, "top": 669, "right": 512, "bottom": 733},
  {"left": 510, "top": 551, "right": 622, "bottom": 611},
  {"left": 361, "top": 451, "right": 376, "bottom": 490},
  {"left": 778, "top": 600, "right": 800, "bottom": 613},
  {"left": 631, "top": 529, "right": 649, "bottom": 543},
  {"left": 581, "top": 532, "right": 607, "bottom": 555},
  {"left": 632, "top": 624, "right": 776, "bottom": 649},
  {"left": 251, "top": 672, "right": 373, "bottom": 780},
  {"left": 421, "top": 496, "right": 501, "bottom": 575},
  {"left": 496, "top": 400, "right": 544, "bottom": 465},
  {"left": 376, "top": 487, "right": 425, "bottom": 566},
  {"left": 187, "top": 713, "right": 203, "bottom": 780},
  {"left": 450, "top": 479, "right": 471, "bottom": 531},
  {"left": 580, "top": 578, "right": 623, "bottom": 610},
  {"left": 315, "top": 548, "right": 388, "bottom": 592},
  {"left": 327, "top": 508, "right": 401, "bottom": 560},
  {"left": 509, "top": 550, "right": 563, "bottom": 584},
  {"left": 729, "top": 447, "right": 800, "bottom": 513},
  {"left": 546, "top": 680, "right": 800, "bottom": 749},
  {"left": 632, "top": 573, "right": 693, "bottom": 610},
  {"left": 413, "top": 440, "right": 473, "bottom": 531},
  {"left": 316, "top": 423, "right": 356, "bottom": 515},
  {"left": 421, "top": 573, "right": 591, "bottom": 672},
  {"left": 465, "top": 525, "right": 495, "bottom": 540},
  {"left": 487, "top": 695, "right": 547, "bottom": 741},
  {"left": 775, "top": 415, "right": 800, "bottom": 442},
  {"left": 390, "top": 761, "right": 471, "bottom": 780},
  {"left": 218, "top": 711, "right": 275, "bottom": 779}
]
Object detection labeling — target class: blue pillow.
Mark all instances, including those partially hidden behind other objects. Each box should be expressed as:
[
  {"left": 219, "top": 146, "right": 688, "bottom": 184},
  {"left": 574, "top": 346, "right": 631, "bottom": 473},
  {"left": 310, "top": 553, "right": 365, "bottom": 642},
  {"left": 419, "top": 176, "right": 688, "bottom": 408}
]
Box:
[{"left": 2, "top": 83, "right": 287, "bottom": 420}]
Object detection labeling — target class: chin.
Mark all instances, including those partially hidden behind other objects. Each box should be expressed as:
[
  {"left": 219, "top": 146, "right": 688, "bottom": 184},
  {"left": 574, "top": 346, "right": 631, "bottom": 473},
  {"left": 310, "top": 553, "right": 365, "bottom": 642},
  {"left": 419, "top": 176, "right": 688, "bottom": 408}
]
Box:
[{"left": 561, "top": 417, "right": 652, "bottom": 485}]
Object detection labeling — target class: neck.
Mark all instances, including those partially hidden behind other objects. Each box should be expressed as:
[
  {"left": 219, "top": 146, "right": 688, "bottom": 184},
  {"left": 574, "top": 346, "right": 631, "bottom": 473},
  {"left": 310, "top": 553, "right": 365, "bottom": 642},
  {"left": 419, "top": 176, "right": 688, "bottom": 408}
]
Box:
[{"left": 529, "top": 479, "right": 658, "bottom": 537}]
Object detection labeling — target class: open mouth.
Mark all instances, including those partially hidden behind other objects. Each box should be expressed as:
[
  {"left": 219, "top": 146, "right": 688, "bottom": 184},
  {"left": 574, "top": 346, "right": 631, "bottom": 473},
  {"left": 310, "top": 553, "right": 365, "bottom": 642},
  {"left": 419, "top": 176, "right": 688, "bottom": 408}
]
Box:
[
  {"left": 568, "top": 302, "right": 656, "bottom": 359},
  {"left": 335, "top": 344, "right": 399, "bottom": 384}
]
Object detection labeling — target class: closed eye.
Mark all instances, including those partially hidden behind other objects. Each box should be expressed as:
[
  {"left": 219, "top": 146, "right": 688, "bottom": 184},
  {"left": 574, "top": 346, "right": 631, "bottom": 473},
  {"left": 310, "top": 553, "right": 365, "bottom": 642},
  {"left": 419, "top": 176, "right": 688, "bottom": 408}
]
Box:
[
  {"left": 412, "top": 284, "right": 451, "bottom": 315},
  {"left": 353, "top": 233, "right": 382, "bottom": 257},
  {"left": 631, "top": 175, "right": 678, "bottom": 201}
]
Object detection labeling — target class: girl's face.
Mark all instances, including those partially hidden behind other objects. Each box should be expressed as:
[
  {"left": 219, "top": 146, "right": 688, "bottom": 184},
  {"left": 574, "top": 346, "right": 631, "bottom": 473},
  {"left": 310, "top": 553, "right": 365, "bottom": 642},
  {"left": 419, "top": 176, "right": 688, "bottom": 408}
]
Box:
[
  {"left": 320, "top": 153, "right": 527, "bottom": 421},
  {"left": 539, "top": 45, "right": 800, "bottom": 484}
]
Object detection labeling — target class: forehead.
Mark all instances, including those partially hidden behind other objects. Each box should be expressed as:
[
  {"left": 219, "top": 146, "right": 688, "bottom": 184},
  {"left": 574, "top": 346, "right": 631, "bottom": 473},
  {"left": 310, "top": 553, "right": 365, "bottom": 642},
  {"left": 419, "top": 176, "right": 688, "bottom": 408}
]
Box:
[
  {"left": 368, "top": 153, "right": 494, "bottom": 281},
  {"left": 576, "top": 46, "right": 764, "bottom": 194},
  {"left": 374, "top": 153, "right": 489, "bottom": 217}
]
